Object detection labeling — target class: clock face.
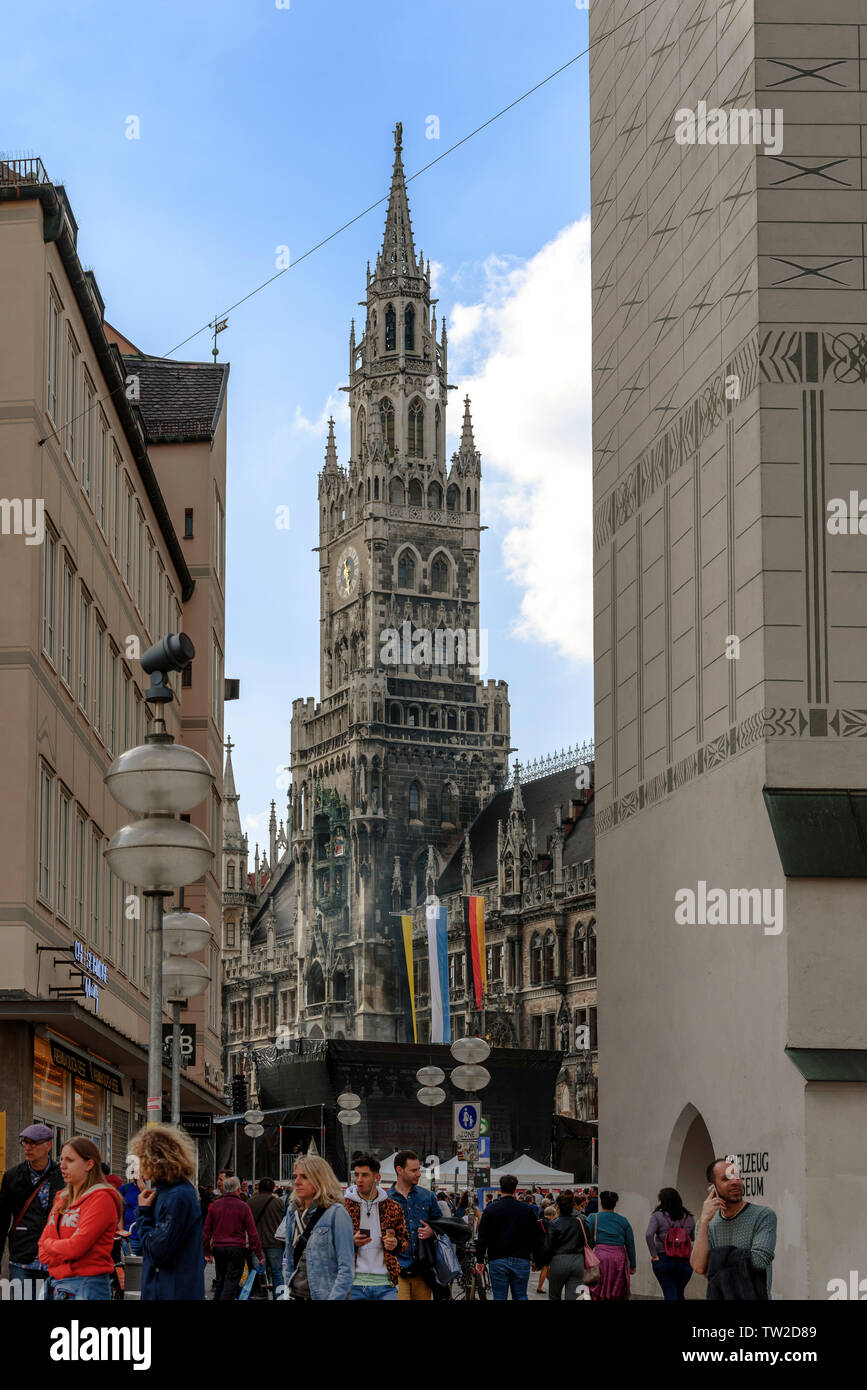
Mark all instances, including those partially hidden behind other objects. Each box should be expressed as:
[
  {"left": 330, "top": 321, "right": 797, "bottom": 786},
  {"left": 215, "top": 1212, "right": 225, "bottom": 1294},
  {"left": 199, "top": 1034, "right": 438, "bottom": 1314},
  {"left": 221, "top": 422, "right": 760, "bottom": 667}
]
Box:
[{"left": 336, "top": 546, "right": 360, "bottom": 601}]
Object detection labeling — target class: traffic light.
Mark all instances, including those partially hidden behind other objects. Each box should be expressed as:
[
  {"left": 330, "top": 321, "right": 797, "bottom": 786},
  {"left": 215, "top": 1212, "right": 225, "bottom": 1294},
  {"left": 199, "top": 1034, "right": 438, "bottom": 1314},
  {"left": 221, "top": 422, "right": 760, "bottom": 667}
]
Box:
[{"left": 231, "top": 1075, "right": 247, "bottom": 1114}]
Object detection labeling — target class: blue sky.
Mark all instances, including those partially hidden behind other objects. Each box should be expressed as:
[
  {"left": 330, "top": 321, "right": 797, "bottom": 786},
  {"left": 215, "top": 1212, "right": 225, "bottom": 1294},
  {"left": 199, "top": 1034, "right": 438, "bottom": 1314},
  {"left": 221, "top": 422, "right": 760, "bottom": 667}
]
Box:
[{"left": 6, "top": 0, "right": 593, "bottom": 843}]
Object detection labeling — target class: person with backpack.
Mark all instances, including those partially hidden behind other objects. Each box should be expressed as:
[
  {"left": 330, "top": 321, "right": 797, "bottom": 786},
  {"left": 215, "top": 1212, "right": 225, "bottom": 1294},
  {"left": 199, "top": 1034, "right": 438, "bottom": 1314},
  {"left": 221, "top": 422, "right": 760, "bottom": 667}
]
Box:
[
  {"left": 646, "top": 1187, "right": 695, "bottom": 1300},
  {"left": 248, "top": 1177, "right": 286, "bottom": 1299}
]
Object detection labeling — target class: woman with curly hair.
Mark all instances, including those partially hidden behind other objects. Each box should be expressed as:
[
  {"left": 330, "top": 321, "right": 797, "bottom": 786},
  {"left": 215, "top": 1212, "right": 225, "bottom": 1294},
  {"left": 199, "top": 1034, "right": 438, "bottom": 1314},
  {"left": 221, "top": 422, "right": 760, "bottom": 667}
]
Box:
[{"left": 128, "top": 1123, "right": 205, "bottom": 1300}]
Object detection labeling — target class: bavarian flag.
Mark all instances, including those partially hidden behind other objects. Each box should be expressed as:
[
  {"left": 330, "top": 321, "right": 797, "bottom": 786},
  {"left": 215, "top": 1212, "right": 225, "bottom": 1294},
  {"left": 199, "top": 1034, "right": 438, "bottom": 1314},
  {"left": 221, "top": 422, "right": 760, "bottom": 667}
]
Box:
[
  {"left": 426, "top": 901, "right": 451, "bottom": 1044},
  {"left": 398, "top": 914, "right": 417, "bottom": 1043},
  {"left": 463, "top": 895, "right": 486, "bottom": 1009}
]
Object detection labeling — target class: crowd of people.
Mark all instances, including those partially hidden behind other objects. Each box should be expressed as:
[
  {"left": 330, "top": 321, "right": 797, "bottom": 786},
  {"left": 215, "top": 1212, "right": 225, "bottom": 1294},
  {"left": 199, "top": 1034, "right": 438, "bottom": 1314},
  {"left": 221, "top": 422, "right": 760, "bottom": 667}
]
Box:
[{"left": 0, "top": 1120, "right": 776, "bottom": 1302}]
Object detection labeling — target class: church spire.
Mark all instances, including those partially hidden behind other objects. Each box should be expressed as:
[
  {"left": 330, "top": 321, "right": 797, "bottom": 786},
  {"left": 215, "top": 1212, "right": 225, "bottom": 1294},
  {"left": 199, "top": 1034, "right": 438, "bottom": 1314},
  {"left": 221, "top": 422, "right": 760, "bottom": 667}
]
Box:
[
  {"left": 324, "top": 416, "right": 339, "bottom": 473},
  {"left": 460, "top": 396, "right": 476, "bottom": 453},
  {"left": 223, "top": 738, "right": 243, "bottom": 848},
  {"left": 376, "top": 122, "right": 418, "bottom": 283}
]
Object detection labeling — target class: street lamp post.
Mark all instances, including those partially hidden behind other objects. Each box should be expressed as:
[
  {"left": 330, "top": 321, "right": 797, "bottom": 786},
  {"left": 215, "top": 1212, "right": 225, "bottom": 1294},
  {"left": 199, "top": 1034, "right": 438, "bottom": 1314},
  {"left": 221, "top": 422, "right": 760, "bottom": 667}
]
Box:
[
  {"left": 162, "top": 909, "right": 212, "bottom": 1125},
  {"left": 104, "top": 636, "right": 214, "bottom": 1128},
  {"left": 449, "top": 1037, "right": 492, "bottom": 1203}
]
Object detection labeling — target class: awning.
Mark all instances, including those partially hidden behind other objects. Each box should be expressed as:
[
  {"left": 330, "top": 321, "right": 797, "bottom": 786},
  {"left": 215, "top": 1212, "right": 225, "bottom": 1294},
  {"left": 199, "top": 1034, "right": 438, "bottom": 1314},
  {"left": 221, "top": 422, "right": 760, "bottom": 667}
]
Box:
[{"left": 0, "top": 999, "right": 228, "bottom": 1115}]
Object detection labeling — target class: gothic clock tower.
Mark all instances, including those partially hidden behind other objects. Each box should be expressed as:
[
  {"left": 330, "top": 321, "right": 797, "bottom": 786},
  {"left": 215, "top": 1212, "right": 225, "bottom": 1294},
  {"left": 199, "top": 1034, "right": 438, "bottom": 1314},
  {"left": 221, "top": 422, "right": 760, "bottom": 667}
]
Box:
[{"left": 290, "top": 125, "right": 511, "bottom": 1041}]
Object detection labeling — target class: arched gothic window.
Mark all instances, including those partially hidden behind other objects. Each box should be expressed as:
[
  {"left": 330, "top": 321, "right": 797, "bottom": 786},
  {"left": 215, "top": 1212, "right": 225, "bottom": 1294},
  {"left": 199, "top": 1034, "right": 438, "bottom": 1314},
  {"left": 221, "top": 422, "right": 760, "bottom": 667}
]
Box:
[
  {"left": 408, "top": 478, "right": 423, "bottom": 507},
  {"left": 466, "top": 487, "right": 472, "bottom": 511},
  {"left": 530, "top": 933, "right": 543, "bottom": 985},
  {"left": 357, "top": 407, "right": 366, "bottom": 453},
  {"left": 586, "top": 920, "right": 597, "bottom": 977},
  {"left": 374, "top": 476, "right": 380, "bottom": 500},
  {"left": 226, "top": 863, "right": 235, "bottom": 889},
  {"left": 431, "top": 554, "right": 449, "bottom": 592},
  {"left": 543, "top": 931, "right": 556, "bottom": 982},
  {"left": 398, "top": 549, "right": 416, "bottom": 588},
  {"left": 307, "top": 960, "right": 325, "bottom": 1006},
  {"left": 446, "top": 484, "right": 459, "bottom": 513},
  {"left": 389, "top": 477, "right": 405, "bottom": 504},
  {"left": 427, "top": 481, "right": 442, "bottom": 509},
  {"left": 573, "top": 926, "right": 586, "bottom": 978},
  {"left": 379, "top": 397, "right": 395, "bottom": 455},
  {"left": 385, "top": 304, "right": 396, "bottom": 352},
  {"left": 404, "top": 304, "right": 415, "bottom": 351},
  {"left": 408, "top": 399, "right": 424, "bottom": 457},
  {"left": 409, "top": 782, "right": 422, "bottom": 819}
]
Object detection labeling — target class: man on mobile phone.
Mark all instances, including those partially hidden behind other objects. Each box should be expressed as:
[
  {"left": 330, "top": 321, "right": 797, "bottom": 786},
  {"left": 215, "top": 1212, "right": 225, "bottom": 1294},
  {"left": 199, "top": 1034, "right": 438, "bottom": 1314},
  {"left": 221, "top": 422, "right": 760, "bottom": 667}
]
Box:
[
  {"left": 344, "top": 1155, "right": 408, "bottom": 1300},
  {"left": 690, "top": 1157, "right": 776, "bottom": 1299}
]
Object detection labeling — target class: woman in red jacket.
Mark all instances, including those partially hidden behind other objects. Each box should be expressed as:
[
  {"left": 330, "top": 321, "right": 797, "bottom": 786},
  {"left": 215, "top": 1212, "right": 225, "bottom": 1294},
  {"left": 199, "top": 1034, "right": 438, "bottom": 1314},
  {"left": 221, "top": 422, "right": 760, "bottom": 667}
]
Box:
[{"left": 38, "top": 1136, "right": 122, "bottom": 1300}]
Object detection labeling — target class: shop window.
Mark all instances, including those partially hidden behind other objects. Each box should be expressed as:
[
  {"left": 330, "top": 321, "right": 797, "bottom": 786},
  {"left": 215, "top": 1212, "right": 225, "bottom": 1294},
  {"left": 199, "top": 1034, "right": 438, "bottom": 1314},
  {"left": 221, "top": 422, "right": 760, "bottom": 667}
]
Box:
[
  {"left": 33, "top": 1035, "right": 67, "bottom": 1116},
  {"left": 74, "top": 1075, "right": 103, "bottom": 1130}
]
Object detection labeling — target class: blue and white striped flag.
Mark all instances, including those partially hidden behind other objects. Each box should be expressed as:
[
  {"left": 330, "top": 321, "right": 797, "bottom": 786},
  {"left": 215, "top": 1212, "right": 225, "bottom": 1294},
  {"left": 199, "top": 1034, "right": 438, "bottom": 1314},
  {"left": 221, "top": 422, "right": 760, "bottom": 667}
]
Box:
[{"left": 426, "top": 900, "right": 451, "bottom": 1044}]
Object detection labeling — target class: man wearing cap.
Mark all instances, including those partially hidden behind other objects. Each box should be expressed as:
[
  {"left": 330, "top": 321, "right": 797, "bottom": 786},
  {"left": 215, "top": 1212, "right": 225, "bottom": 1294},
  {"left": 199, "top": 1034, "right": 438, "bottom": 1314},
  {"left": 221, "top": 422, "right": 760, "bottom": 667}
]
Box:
[{"left": 0, "top": 1124, "right": 64, "bottom": 1292}]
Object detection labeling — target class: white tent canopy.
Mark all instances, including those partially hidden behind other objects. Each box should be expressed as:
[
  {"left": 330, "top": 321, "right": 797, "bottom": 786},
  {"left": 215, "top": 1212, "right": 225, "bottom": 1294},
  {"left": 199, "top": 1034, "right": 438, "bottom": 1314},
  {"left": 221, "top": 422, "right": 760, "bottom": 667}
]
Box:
[
  {"left": 377, "top": 1152, "right": 399, "bottom": 1182},
  {"left": 490, "top": 1153, "right": 574, "bottom": 1185}
]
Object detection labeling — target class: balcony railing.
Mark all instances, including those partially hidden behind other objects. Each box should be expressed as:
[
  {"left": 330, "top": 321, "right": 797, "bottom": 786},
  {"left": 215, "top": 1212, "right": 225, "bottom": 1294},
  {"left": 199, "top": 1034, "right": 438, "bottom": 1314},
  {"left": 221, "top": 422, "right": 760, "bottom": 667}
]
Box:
[{"left": 0, "top": 157, "right": 49, "bottom": 186}]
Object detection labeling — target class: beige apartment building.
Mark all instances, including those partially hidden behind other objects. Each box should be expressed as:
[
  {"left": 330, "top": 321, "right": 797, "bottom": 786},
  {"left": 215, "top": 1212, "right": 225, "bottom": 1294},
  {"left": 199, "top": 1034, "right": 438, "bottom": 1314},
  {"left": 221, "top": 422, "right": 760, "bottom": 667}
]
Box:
[
  {"left": 591, "top": 2, "right": 867, "bottom": 1297},
  {"left": 0, "top": 158, "right": 229, "bottom": 1181}
]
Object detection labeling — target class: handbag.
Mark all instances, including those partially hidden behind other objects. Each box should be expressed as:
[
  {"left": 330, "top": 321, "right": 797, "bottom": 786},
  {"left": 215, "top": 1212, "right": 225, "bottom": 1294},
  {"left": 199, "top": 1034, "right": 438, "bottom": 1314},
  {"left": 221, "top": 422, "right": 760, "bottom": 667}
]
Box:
[
  {"left": 579, "top": 1213, "right": 601, "bottom": 1287},
  {"left": 432, "top": 1231, "right": 462, "bottom": 1285}
]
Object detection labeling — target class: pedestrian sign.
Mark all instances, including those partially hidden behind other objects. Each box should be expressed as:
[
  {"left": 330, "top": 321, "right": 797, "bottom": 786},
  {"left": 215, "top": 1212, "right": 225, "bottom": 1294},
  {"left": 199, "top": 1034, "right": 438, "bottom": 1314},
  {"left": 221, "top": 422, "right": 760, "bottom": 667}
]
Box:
[{"left": 453, "top": 1102, "right": 480, "bottom": 1140}]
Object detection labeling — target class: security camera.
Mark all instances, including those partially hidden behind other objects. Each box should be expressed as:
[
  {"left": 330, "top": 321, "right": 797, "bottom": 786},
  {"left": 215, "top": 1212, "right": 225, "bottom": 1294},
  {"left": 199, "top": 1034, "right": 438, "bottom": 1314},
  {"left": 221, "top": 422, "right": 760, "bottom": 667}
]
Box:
[{"left": 141, "top": 633, "right": 195, "bottom": 703}]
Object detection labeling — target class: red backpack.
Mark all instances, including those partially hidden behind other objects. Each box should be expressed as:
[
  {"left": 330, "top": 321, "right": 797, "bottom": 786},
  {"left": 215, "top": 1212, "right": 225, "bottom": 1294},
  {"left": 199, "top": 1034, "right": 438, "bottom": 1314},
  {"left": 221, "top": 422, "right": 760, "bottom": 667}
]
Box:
[{"left": 663, "top": 1217, "right": 692, "bottom": 1258}]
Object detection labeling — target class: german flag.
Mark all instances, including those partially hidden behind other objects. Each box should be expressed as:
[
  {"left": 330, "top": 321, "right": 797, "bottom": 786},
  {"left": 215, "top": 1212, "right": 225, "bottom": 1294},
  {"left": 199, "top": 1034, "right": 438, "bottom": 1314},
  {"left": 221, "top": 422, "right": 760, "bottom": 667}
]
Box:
[{"left": 463, "top": 895, "right": 486, "bottom": 1009}]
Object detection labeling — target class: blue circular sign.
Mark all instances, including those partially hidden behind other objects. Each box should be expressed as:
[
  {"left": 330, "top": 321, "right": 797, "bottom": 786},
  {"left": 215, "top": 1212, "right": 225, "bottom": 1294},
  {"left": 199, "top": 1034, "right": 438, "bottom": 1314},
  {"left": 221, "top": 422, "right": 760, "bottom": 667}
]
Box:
[{"left": 459, "top": 1104, "right": 478, "bottom": 1130}]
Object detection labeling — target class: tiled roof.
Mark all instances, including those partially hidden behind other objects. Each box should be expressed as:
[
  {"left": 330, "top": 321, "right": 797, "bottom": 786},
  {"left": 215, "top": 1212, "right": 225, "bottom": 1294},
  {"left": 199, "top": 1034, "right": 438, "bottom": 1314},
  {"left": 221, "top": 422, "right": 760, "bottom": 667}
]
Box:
[
  {"left": 438, "top": 770, "right": 593, "bottom": 894},
  {"left": 123, "top": 355, "right": 228, "bottom": 443}
]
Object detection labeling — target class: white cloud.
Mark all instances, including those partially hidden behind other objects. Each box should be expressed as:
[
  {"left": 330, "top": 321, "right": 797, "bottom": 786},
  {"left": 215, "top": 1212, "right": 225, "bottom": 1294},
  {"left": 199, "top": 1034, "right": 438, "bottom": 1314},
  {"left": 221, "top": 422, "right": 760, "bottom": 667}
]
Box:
[
  {"left": 243, "top": 809, "right": 270, "bottom": 850},
  {"left": 292, "top": 385, "right": 350, "bottom": 438},
  {"left": 428, "top": 258, "right": 444, "bottom": 293},
  {"left": 446, "top": 220, "right": 593, "bottom": 663}
]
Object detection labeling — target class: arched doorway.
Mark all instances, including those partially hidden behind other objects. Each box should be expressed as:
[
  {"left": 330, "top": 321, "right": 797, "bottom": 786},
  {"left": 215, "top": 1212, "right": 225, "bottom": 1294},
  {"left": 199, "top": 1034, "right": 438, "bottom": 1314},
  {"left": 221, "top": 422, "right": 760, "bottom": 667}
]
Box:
[{"left": 664, "top": 1102, "right": 715, "bottom": 1244}]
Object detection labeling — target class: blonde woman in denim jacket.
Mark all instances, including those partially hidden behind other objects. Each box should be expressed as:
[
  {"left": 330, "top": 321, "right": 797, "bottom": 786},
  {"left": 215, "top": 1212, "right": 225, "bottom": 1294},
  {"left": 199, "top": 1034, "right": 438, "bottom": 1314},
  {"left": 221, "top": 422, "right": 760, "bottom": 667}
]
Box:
[{"left": 279, "top": 1156, "right": 355, "bottom": 1301}]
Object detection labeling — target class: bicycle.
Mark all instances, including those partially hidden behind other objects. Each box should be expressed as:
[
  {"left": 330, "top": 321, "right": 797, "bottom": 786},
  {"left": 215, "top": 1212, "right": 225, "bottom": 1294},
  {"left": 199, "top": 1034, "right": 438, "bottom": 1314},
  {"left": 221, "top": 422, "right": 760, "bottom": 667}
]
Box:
[{"left": 451, "top": 1239, "right": 489, "bottom": 1300}]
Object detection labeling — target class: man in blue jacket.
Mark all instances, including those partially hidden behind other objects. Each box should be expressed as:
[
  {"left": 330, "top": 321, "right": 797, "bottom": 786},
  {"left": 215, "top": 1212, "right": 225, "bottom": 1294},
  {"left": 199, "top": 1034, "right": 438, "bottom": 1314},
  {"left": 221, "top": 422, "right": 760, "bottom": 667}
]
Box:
[{"left": 388, "top": 1150, "right": 442, "bottom": 1300}]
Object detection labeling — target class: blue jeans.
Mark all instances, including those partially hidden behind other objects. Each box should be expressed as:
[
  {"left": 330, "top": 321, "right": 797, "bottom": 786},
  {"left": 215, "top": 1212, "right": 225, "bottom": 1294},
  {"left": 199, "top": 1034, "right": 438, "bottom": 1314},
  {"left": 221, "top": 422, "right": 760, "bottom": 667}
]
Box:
[
  {"left": 488, "top": 1256, "right": 531, "bottom": 1301},
  {"left": 8, "top": 1263, "right": 49, "bottom": 1299},
  {"left": 49, "top": 1273, "right": 113, "bottom": 1301},
  {"left": 651, "top": 1253, "right": 693, "bottom": 1301},
  {"left": 349, "top": 1281, "right": 398, "bottom": 1300}
]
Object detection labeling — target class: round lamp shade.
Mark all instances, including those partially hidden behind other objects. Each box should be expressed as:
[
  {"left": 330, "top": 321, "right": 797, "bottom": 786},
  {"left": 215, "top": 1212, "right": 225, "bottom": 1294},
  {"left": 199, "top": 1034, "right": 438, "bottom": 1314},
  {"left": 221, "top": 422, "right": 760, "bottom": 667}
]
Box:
[
  {"left": 162, "top": 955, "right": 210, "bottom": 1001},
  {"left": 450, "top": 1036, "right": 491, "bottom": 1065},
  {"left": 105, "top": 816, "right": 213, "bottom": 891},
  {"left": 415, "top": 1065, "right": 445, "bottom": 1087},
  {"left": 337, "top": 1110, "right": 361, "bottom": 1126},
  {"left": 417, "top": 1086, "right": 447, "bottom": 1106},
  {"left": 450, "top": 1063, "right": 491, "bottom": 1092},
  {"left": 162, "top": 909, "right": 211, "bottom": 956},
  {"left": 336, "top": 1092, "right": 361, "bottom": 1110},
  {"left": 245, "top": 1123, "right": 264, "bottom": 1138},
  {"left": 105, "top": 742, "right": 214, "bottom": 815},
  {"left": 245, "top": 1109, "right": 264, "bottom": 1126}
]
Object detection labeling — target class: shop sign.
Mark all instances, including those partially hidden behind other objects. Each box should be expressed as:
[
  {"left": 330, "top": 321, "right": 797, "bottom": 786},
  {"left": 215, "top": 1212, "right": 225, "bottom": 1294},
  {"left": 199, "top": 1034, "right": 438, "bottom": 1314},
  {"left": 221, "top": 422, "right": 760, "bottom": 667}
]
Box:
[{"left": 49, "top": 1039, "right": 123, "bottom": 1096}]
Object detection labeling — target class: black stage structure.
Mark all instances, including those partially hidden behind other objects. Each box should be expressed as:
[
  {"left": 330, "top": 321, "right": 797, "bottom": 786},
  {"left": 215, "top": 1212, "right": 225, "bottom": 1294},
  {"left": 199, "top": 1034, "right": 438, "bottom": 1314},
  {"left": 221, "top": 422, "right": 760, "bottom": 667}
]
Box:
[{"left": 215, "top": 1039, "right": 565, "bottom": 1183}]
